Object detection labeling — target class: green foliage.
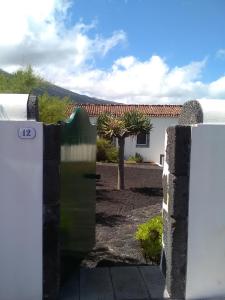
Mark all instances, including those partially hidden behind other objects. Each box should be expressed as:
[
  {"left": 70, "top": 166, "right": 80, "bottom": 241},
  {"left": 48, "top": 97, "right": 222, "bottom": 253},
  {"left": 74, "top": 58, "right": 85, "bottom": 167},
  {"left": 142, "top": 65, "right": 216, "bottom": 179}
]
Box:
[
  {"left": 97, "top": 110, "right": 152, "bottom": 139},
  {"left": 0, "top": 65, "right": 45, "bottom": 93},
  {"left": 97, "top": 113, "right": 125, "bottom": 138},
  {"left": 127, "top": 152, "right": 143, "bottom": 163},
  {"left": 135, "top": 152, "right": 143, "bottom": 162},
  {"left": 39, "top": 93, "right": 71, "bottom": 124},
  {"left": 96, "top": 138, "right": 118, "bottom": 162},
  {"left": 123, "top": 110, "right": 153, "bottom": 136},
  {"left": 135, "top": 215, "right": 163, "bottom": 264},
  {"left": 0, "top": 73, "right": 11, "bottom": 92},
  {"left": 0, "top": 66, "right": 71, "bottom": 124}
]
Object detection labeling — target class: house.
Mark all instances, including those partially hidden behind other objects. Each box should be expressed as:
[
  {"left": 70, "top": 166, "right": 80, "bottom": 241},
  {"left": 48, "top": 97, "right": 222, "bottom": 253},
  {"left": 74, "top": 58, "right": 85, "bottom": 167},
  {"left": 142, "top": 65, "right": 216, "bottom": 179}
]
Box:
[{"left": 67, "top": 104, "right": 182, "bottom": 165}]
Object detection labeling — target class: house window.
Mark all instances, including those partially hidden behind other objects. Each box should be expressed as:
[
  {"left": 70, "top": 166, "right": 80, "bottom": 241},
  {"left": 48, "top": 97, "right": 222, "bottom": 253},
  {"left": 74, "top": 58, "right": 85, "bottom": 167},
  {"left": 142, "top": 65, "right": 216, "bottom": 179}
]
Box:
[
  {"left": 136, "top": 133, "right": 150, "bottom": 147},
  {"left": 160, "top": 154, "right": 164, "bottom": 166}
]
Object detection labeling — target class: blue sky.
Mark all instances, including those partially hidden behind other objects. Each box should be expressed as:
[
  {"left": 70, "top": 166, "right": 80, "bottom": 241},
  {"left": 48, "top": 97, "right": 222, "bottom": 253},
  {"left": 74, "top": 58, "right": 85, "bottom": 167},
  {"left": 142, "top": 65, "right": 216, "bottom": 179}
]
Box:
[
  {"left": 70, "top": 0, "right": 225, "bottom": 81},
  {"left": 0, "top": 0, "right": 225, "bottom": 103}
]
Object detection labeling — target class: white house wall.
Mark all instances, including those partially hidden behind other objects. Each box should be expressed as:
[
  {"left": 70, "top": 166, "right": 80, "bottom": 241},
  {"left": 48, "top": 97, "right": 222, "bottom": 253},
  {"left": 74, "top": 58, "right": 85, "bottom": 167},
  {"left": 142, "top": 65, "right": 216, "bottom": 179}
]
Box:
[
  {"left": 92, "top": 115, "right": 178, "bottom": 164},
  {"left": 124, "top": 117, "right": 178, "bottom": 164}
]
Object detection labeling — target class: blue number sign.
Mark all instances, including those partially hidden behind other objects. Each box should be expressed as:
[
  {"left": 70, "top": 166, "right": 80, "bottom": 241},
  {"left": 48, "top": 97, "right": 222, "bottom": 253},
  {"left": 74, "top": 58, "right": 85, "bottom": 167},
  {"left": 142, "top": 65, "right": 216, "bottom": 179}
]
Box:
[{"left": 18, "top": 128, "right": 36, "bottom": 139}]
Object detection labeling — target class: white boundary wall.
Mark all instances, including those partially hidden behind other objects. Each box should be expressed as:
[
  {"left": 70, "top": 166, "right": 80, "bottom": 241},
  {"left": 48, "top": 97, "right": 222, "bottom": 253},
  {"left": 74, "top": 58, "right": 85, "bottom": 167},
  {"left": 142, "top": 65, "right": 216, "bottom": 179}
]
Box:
[
  {"left": 198, "top": 99, "right": 225, "bottom": 123},
  {"left": 0, "top": 94, "right": 29, "bottom": 120},
  {"left": 0, "top": 121, "right": 43, "bottom": 300},
  {"left": 186, "top": 124, "right": 225, "bottom": 299}
]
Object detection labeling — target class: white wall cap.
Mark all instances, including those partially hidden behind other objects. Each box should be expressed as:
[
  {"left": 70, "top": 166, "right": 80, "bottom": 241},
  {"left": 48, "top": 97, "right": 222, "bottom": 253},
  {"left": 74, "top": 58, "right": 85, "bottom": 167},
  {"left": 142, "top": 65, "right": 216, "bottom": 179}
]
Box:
[
  {"left": 0, "top": 94, "right": 29, "bottom": 120},
  {"left": 198, "top": 99, "right": 225, "bottom": 123}
]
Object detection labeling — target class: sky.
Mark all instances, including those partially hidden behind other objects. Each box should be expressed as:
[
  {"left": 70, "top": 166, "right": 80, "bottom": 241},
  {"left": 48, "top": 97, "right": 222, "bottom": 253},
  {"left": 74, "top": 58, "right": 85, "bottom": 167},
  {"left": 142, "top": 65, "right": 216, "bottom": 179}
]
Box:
[{"left": 0, "top": 0, "right": 225, "bottom": 104}]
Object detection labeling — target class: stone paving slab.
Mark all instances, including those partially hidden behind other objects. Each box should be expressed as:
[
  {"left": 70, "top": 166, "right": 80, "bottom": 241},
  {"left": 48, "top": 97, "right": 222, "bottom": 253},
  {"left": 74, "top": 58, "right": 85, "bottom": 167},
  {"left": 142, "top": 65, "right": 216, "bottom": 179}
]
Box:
[
  {"left": 60, "top": 272, "right": 79, "bottom": 300},
  {"left": 140, "top": 266, "right": 169, "bottom": 299},
  {"left": 60, "top": 266, "right": 168, "bottom": 300},
  {"left": 110, "top": 266, "right": 149, "bottom": 300},
  {"left": 80, "top": 267, "right": 114, "bottom": 300}
]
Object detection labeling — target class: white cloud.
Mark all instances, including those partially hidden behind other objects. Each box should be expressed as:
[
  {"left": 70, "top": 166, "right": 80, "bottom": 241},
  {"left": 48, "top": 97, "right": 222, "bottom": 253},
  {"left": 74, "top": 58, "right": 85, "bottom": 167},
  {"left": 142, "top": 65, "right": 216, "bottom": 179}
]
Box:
[
  {"left": 0, "top": 0, "right": 225, "bottom": 104},
  {"left": 208, "top": 76, "right": 225, "bottom": 97},
  {"left": 216, "top": 49, "right": 225, "bottom": 60},
  {"left": 95, "top": 31, "right": 127, "bottom": 57},
  {"left": 55, "top": 55, "right": 225, "bottom": 104},
  {"left": 0, "top": 0, "right": 59, "bottom": 45},
  {"left": 0, "top": 0, "right": 126, "bottom": 71}
]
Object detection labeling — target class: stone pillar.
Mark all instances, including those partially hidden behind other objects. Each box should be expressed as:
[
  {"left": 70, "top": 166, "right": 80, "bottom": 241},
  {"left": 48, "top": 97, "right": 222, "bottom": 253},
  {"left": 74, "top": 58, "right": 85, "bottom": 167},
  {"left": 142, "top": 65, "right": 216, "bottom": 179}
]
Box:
[
  {"left": 27, "top": 94, "right": 39, "bottom": 120},
  {"left": 161, "top": 125, "right": 191, "bottom": 299},
  {"left": 162, "top": 99, "right": 225, "bottom": 299}
]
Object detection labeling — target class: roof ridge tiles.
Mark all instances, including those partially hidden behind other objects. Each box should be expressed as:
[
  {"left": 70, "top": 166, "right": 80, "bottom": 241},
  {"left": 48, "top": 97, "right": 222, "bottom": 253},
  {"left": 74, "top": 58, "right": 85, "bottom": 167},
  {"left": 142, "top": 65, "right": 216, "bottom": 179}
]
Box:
[
  {"left": 77, "top": 103, "right": 182, "bottom": 106},
  {"left": 66, "top": 103, "right": 182, "bottom": 118}
]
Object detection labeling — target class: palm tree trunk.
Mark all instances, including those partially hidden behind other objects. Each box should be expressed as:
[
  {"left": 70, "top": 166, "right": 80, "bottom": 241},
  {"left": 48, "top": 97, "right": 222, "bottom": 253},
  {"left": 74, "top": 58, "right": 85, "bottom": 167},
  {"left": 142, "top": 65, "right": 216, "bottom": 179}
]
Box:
[{"left": 117, "top": 137, "right": 125, "bottom": 190}]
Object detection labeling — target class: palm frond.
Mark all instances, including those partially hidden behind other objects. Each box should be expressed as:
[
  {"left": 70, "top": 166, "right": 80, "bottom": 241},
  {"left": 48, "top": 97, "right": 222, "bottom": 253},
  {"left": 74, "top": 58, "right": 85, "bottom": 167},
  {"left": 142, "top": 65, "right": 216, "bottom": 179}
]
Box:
[{"left": 97, "top": 110, "right": 152, "bottom": 138}]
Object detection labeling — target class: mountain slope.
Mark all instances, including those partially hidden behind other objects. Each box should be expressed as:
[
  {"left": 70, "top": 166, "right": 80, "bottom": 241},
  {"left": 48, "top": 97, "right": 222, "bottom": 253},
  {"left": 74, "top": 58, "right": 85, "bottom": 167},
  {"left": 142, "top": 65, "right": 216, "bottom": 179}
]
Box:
[
  {"left": 0, "top": 69, "right": 11, "bottom": 77},
  {"left": 33, "top": 84, "right": 115, "bottom": 104},
  {"left": 0, "top": 69, "right": 115, "bottom": 104}
]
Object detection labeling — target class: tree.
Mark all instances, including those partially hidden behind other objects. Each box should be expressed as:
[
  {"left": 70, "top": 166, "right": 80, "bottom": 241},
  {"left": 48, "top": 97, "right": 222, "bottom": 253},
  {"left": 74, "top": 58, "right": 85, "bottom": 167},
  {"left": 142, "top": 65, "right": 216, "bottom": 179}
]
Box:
[
  {"left": 97, "top": 110, "right": 153, "bottom": 190},
  {"left": 39, "top": 92, "right": 71, "bottom": 124},
  {"left": 10, "top": 65, "right": 46, "bottom": 93},
  {"left": 0, "top": 65, "right": 45, "bottom": 93},
  {"left": 0, "top": 66, "right": 71, "bottom": 124}
]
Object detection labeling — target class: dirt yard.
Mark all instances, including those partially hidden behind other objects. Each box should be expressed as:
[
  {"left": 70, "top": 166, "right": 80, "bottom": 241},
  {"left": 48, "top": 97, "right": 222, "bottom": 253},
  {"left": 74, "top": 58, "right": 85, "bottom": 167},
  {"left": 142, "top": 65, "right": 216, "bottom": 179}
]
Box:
[{"left": 81, "top": 163, "right": 163, "bottom": 267}]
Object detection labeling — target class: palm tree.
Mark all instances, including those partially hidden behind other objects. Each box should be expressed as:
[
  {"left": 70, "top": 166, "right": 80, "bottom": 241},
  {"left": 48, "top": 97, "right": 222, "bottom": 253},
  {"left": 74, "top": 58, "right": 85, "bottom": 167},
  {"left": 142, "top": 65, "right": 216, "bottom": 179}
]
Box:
[{"left": 97, "top": 110, "right": 153, "bottom": 190}]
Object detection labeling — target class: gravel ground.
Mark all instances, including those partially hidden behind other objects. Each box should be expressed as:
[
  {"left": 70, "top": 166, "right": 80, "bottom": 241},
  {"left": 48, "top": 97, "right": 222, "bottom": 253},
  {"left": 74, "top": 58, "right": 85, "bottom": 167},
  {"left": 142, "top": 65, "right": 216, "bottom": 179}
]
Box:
[{"left": 81, "top": 163, "right": 163, "bottom": 267}]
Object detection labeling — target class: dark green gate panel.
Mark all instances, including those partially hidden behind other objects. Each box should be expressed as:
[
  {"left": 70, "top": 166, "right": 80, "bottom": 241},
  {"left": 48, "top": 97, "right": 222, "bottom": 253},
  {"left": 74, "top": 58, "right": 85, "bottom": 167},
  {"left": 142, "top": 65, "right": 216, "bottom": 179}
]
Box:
[{"left": 60, "top": 108, "right": 96, "bottom": 256}]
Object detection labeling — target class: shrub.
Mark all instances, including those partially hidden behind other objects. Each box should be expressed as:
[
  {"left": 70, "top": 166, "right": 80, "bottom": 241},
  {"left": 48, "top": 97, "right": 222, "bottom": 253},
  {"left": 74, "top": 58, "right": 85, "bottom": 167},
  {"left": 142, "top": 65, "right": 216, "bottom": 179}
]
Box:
[
  {"left": 134, "top": 152, "right": 143, "bottom": 163},
  {"left": 126, "top": 156, "right": 136, "bottom": 163},
  {"left": 97, "top": 138, "right": 118, "bottom": 162},
  {"left": 96, "top": 138, "right": 108, "bottom": 161},
  {"left": 106, "top": 146, "right": 119, "bottom": 162},
  {"left": 135, "top": 215, "right": 163, "bottom": 264},
  {"left": 127, "top": 152, "right": 143, "bottom": 163},
  {"left": 39, "top": 92, "right": 71, "bottom": 124}
]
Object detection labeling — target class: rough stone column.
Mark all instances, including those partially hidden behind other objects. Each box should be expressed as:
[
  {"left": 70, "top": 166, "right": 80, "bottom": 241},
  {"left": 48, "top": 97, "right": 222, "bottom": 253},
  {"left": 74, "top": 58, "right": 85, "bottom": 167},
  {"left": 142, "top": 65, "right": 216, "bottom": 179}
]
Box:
[
  {"left": 161, "top": 125, "right": 191, "bottom": 299},
  {"left": 178, "top": 100, "right": 203, "bottom": 125},
  {"left": 27, "top": 94, "right": 39, "bottom": 121},
  {"left": 43, "top": 124, "right": 61, "bottom": 300}
]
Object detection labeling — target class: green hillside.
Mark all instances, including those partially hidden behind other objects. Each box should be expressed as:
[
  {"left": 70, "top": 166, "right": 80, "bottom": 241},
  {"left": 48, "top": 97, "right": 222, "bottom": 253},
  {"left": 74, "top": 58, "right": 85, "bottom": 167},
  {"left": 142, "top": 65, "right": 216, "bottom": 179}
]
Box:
[
  {"left": 0, "top": 66, "right": 115, "bottom": 123},
  {"left": 0, "top": 67, "right": 114, "bottom": 104}
]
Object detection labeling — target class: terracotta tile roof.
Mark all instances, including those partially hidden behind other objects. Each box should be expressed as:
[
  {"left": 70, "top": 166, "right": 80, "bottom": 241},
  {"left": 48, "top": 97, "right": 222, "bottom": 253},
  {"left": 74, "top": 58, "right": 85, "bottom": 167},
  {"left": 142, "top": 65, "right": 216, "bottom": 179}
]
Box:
[{"left": 67, "top": 104, "right": 182, "bottom": 118}]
